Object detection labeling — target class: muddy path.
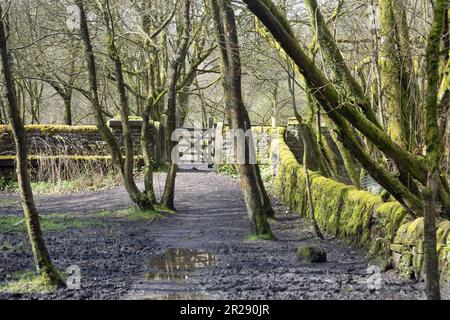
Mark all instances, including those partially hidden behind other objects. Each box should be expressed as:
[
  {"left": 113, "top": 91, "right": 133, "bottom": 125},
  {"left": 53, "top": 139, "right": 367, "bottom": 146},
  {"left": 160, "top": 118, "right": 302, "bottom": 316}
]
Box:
[{"left": 0, "top": 171, "right": 429, "bottom": 300}]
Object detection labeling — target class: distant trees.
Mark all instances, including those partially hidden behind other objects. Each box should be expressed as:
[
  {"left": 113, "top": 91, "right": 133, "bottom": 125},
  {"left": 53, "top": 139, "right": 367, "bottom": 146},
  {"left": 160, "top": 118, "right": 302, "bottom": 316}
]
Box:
[
  {"left": 2, "top": 0, "right": 84, "bottom": 125},
  {"left": 0, "top": 3, "right": 63, "bottom": 288},
  {"left": 72, "top": 0, "right": 216, "bottom": 211}
]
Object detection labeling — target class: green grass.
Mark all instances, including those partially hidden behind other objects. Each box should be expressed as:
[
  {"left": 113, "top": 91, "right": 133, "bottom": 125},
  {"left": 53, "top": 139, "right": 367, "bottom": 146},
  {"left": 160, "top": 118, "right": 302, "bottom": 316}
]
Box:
[
  {"left": 152, "top": 163, "right": 169, "bottom": 173},
  {"left": 155, "top": 204, "right": 176, "bottom": 215},
  {"left": 30, "top": 181, "right": 75, "bottom": 194},
  {"left": 0, "top": 205, "right": 168, "bottom": 234},
  {"left": 0, "top": 175, "right": 18, "bottom": 192},
  {"left": 127, "top": 209, "right": 162, "bottom": 221},
  {"left": 0, "top": 174, "right": 122, "bottom": 194},
  {"left": 0, "top": 270, "right": 55, "bottom": 294},
  {"left": 96, "top": 207, "right": 164, "bottom": 221},
  {"left": 218, "top": 164, "right": 239, "bottom": 178},
  {"left": 0, "top": 213, "right": 105, "bottom": 233},
  {"left": 245, "top": 233, "right": 276, "bottom": 241},
  {"left": 0, "top": 241, "right": 15, "bottom": 251}
]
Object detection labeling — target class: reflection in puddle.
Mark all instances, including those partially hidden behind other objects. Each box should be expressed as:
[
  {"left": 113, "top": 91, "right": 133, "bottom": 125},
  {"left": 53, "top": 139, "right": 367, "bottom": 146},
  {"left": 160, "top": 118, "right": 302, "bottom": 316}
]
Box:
[{"left": 145, "top": 248, "right": 217, "bottom": 282}]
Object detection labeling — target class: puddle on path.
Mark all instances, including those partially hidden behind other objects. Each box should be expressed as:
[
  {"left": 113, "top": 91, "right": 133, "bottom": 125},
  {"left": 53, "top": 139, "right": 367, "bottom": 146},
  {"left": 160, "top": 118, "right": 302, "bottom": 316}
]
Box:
[
  {"left": 137, "top": 248, "right": 217, "bottom": 300},
  {"left": 145, "top": 248, "right": 217, "bottom": 282}
]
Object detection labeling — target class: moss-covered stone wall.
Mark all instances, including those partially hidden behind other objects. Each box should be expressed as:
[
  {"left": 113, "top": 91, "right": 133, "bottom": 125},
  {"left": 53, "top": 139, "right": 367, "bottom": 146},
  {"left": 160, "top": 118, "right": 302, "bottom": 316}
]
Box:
[
  {"left": 0, "top": 120, "right": 161, "bottom": 157},
  {"left": 274, "top": 128, "right": 450, "bottom": 288},
  {"left": 0, "top": 125, "right": 107, "bottom": 157},
  {"left": 0, "top": 121, "right": 162, "bottom": 177}
]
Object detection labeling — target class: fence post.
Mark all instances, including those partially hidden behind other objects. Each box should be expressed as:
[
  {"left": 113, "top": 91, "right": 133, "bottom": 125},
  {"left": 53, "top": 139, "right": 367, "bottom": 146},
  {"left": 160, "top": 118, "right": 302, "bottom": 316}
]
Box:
[
  {"left": 160, "top": 114, "right": 168, "bottom": 164},
  {"left": 214, "top": 122, "right": 224, "bottom": 171}
]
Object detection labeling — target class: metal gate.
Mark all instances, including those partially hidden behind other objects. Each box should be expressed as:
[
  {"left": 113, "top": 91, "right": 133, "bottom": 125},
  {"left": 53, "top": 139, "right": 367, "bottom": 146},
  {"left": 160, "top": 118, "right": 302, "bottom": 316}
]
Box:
[{"left": 174, "top": 127, "right": 216, "bottom": 170}]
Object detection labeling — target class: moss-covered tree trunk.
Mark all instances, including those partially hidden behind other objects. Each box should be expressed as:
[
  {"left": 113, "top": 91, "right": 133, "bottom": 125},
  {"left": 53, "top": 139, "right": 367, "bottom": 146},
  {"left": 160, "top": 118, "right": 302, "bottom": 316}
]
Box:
[
  {"left": 161, "top": 163, "right": 178, "bottom": 210},
  {"left": 241, "top": 106, "right": 275, "bottom": 218},
  {"left": 77, "top": 0, "right": 153, "bottom": 210},
  {"left": 63, "top": 94, "right": 72, "bottom": 126},
  {"left": 297, "top": 116, "right": 323, "bottom": 239},
  {"left": 422, "top": 172, "right": 441, "bottom": 300},
  {"left": 293, "top": 92, "right": 331, "bottom": 178},
  {"left": 141, "top": 103, "right": 157, "bottom": 203},
  {"left": 160, "top": 0, "right": 191, "bottom": 210},
  {"left": 378, "top": 0, "right": 421, "bottom": 197},
  {"left": 322, "top": 116, "right": 361, "bottom": 189},
  {"left": 213, "top": 0, "right": 274, "bottom": 238},
  {"left": 254, "top": 163, "right": 275, "bottom": 218},
  {"left": 421, "top": 0, "right": 448, "bottom": 300},
  {"left": 243, "top": 0, "right": 450, "bottom": 215},
  {"left": 103, "top": 0, "right": 154, "bottom": 211},
  {"left": 0, "top": 5, "right": 64, "bottom": 287},
  {"left": 304, "top": 0, "right": 381, "bottom": 129},
  {"left": 244, "top": 0, "right": 449, "bottom": 297},
  {"left": 379, "top": 0, "right": 417, "bottom": 151}
]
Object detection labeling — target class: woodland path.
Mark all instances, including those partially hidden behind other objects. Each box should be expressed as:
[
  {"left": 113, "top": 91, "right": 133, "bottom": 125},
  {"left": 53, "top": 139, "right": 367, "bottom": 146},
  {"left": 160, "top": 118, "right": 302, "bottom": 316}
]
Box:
[{"left": 0, "top": 171, "right": 428, "bottom": 300}]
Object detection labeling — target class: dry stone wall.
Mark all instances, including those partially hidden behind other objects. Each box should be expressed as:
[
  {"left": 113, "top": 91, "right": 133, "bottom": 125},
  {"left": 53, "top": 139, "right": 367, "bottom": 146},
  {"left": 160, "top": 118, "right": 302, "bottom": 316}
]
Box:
[{"left": 276, "top": 127, "right": 450, "bottom": 289}]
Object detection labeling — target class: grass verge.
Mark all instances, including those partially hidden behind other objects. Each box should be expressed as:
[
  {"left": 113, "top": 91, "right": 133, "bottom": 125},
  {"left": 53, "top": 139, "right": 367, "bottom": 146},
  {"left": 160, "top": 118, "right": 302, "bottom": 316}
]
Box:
[
  {"left": 245, "top": 233, "right": 276, "bottom": 241},
  {"left": 0, "top": 270, "right": 55, "bottom": 294},
  {"left": 0, "top": 213, "right": 105, "bottom": 233}
]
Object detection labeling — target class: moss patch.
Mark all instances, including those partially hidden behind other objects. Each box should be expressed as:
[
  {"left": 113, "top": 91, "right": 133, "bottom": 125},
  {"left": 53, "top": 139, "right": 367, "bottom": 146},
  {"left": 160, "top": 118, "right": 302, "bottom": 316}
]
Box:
[
  {"left": 0, "top": 124, "right": 99, "bottom": 135},
  {"left": 296, "top": 245, "right": 327, "bottom": 263}
]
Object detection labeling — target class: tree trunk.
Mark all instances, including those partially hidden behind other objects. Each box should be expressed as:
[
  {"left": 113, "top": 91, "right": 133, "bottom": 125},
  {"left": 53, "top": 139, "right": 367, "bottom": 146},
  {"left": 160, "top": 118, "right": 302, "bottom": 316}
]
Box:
[
  {"left": 160, "top": 0, "right": 191, "bottom": 211},
  {"left": 63, "top": 94, "right": 72, "bottom": 126},
  {"left": 141, "top": 103, "right": 157, "bottom": 203},
  {"left": 214, "top": 0, "right": 273, "bottom": 238},
  {"left": 254, "top": 163, "right": 275, "bottom": 218},
  {"left": 421, "top": 0, "right": 448, "bottom": 300},
  {"left": 210, "top": 0, "right": 233, "bottom": 127},
  {"left": 295, "top": 109, "right": 324, "bottom": 239},
  {"left": 422, "top": 171, "right": 441, "bottom": 300},
  {"left": 322, "top": 115, "right": 361, "bottom": 189},
  {"left": 0, "top": 97, "right": 6, "bottom": 124},
  {"left": 303, "top": 128, "right": 324, "bottom": 240},
  {"left": 304, "top": 0, "right": 381, "bottom": 129},
  {"left": 161, "top": 163, "right": 177, "bottom": 210},
  {"left": 242, "top": 0, "right": 450, "bottom": 215},
  {"left": 379, "top": 0, "right": 417, "bottom": 151},
  {"left": 0, "top": 6, "right": 63, "bottom": 287},
  {"left": 103, "top": 0, "right": 154, "bottom": 211},
  {"left": 77, "top": 0, "right": 153, "bottom": 211}
]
